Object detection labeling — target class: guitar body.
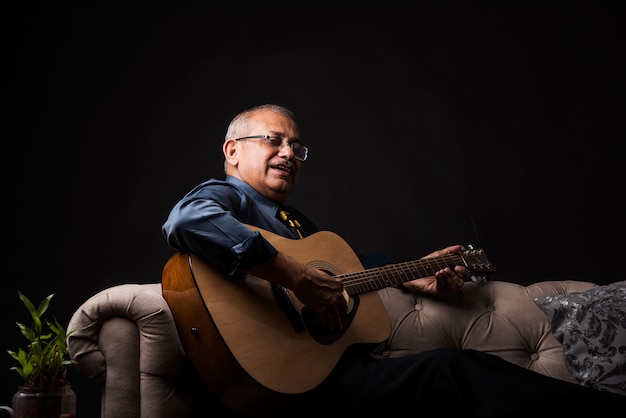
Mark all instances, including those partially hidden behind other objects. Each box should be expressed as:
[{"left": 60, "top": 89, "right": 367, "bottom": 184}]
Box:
[{"left": 161, "top": 228, "right": 392, "bottom": 417}]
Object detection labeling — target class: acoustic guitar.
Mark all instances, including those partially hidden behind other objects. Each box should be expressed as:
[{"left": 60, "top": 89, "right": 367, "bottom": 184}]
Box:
[{"left": 161, "top": 226, "right": 495, "bottom": 417}]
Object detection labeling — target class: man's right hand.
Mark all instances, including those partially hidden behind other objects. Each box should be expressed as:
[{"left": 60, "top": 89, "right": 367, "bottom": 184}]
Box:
[{"left": 247, "top": 251, "right": 348, "bottom": 331}]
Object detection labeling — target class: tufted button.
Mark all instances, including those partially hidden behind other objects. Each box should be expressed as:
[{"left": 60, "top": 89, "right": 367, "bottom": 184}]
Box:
[
  {"left": 414, "top": 302, "right": 422, "bottom": 311},
  {"left": 486, "top": 304, "right": 495, "bottom": 312},
  {"left": 530, "top": 353, "right": 539, "bottom": 361}
]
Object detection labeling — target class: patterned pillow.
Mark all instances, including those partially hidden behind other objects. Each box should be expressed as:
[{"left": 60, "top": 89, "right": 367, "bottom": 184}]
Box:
[{"left": 533, "top": 281, "right": 626, "bottom": 396}]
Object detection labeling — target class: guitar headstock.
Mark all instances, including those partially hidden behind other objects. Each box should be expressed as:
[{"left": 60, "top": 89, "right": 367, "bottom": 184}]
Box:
[{"left": 459, "top": 248, "right": 496, "bottom": 275}]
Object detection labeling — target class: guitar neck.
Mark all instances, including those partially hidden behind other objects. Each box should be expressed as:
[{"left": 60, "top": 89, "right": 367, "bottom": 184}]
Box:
[
  {"left": 244, "top": 224, "right": 494, "bottom": 296},
  {"left": 340, "top": 251, "right": 490, "bottom": 295}
]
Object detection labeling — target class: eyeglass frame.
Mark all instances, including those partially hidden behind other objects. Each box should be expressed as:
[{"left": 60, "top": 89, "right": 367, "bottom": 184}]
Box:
[{"left": 234, "top": 135, "right": 309, "bottom": 161}]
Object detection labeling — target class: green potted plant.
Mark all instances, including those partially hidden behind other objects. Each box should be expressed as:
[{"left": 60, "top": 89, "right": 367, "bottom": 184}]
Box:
[{"left": 6, "top": 291, "right": 76, "bottom": 418}]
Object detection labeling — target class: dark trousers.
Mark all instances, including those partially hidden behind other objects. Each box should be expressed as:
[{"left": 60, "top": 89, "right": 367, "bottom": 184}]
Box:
[{"left": 276, "top": 347, "right": 625, "bottom": 417}]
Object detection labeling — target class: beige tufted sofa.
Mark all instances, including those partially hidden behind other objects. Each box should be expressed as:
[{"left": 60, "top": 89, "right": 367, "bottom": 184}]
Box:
[{"left": 67, "top": 279, "right": 596, "bottom": 418}]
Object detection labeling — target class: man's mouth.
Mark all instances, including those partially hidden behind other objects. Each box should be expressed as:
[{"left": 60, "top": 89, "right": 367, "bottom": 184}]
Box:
[{"left": 271, "top": 161, "right": 294, "bottom": 176}]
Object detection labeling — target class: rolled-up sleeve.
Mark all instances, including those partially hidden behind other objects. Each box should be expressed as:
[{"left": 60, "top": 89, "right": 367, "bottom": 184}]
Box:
[{"left": 162, "top": 181, "right": 278, "bottom": 277}]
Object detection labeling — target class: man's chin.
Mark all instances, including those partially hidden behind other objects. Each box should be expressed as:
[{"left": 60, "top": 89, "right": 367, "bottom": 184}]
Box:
[{"left": 266, "top": 181, "right": 294, "bottom": 201}]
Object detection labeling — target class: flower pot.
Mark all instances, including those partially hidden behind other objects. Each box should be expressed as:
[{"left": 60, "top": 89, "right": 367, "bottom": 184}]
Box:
[{"left": 11, "top": 385, "right": 76, "bottom": 418}]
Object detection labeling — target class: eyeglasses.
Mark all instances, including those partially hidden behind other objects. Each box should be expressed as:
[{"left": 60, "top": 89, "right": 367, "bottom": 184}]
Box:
[{"left": 235, "top": 135, "right": 309, "bottom": 161}]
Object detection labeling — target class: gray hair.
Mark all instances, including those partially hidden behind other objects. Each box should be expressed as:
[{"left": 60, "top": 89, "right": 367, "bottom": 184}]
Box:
[{"left": 224, "top": 104, "right": 296, "bottom": 141}]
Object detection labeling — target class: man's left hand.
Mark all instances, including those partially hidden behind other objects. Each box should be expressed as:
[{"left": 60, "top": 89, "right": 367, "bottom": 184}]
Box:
[{"left": 402, "top": 245, "right": 469, "bottom": 294}]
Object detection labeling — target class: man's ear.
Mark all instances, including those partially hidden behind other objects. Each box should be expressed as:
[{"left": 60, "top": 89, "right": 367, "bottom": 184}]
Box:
[{"left": 223, "top": 139, "right": 239, "bottom": 167}]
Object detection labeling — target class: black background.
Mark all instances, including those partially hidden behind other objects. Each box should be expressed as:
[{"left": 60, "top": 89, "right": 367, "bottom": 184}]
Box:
[{"left": 3, "top": 2, "right": 624, "bottom": 416}]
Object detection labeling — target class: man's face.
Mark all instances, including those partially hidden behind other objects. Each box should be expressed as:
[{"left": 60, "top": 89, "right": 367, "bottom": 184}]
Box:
[{"left": 224, "top": 110, "right": 303, "bottom": 203}]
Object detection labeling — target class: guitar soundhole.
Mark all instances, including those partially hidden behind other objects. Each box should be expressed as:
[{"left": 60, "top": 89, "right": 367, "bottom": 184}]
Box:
[{"left": 301, "top": 296, "right": 360, "bottom": 344}]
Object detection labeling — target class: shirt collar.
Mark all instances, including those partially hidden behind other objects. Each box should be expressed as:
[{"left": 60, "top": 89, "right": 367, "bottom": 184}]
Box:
[{"left": 225, "top": 175, "right": 282, "bottom": 218}]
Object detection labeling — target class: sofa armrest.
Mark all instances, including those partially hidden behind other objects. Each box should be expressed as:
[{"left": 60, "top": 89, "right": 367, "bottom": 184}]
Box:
[
  {"left": 373, "top": 280, "right": 596, "bottom": 383},
  {"left": 67, "top": 283, "right": 201, "bottom": 418}
]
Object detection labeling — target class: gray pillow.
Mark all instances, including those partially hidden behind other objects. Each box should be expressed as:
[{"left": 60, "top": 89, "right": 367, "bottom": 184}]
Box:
[{"left": 533, "top": 281, "right": 626, "bottom": 396}]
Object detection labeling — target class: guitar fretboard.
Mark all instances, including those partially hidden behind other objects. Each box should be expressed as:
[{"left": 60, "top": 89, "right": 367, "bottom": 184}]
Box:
[{"left": 341, "top": 251, "right": 492, "bottom": 295}]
